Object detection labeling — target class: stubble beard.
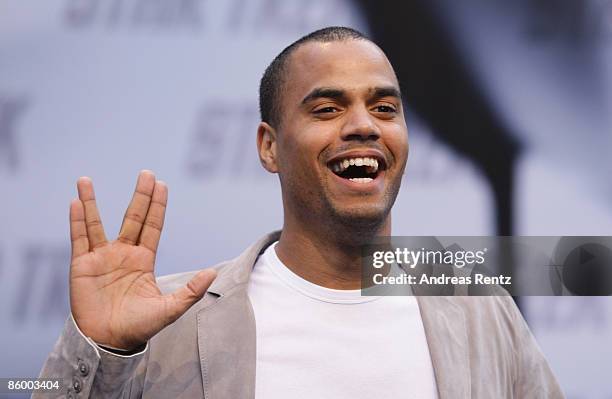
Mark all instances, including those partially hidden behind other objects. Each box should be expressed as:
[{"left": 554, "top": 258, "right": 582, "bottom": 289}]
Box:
[
  {"left": 282, "top": 167, "right": 404, "bottom": 247},
  {"left": 321, "top": 180, "right": 402, "bottom": 246}
]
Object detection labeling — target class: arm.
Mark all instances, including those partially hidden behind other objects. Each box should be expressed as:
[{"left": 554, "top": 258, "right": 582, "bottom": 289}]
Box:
[{"left": 36, "top": 315, "right": 147, "bottom": 398}]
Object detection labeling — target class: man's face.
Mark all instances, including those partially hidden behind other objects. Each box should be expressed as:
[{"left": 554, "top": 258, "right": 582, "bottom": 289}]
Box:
[{"left": 274, "top": 39, "right": 408, "bottom": 228}]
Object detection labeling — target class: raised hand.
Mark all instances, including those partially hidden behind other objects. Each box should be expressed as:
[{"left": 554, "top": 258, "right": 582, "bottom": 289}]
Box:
[{"left": 69, "top": 170, "right": 216, "bottom": 350}]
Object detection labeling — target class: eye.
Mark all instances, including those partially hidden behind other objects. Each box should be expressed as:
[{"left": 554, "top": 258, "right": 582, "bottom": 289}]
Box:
[
  {"left": 314, "top": 106, "right": 339, "bottom": 114},
  {"left": 372, "top": 105, "right": 397, "bottom": 113}
]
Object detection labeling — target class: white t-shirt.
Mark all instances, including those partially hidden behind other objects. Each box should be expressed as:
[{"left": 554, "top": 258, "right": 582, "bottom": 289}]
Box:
[{"left": 247, "top": 242, "right": 439, "bottom": 399}]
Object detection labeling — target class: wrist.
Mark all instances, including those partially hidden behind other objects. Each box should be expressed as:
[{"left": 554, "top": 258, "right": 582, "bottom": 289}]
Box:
[{"left": 98, "top": 342, "right": 147, "bottom": 356}]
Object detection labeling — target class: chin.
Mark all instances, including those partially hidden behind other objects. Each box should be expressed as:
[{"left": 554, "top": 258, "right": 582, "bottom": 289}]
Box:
[{"left": 328, "top": 202, "right": 390, "bottom": 230}]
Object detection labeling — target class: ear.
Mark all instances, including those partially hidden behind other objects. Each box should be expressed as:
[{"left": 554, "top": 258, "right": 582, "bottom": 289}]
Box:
[{"left": 257, "top": 122, "right": 279, "bottom": 173}]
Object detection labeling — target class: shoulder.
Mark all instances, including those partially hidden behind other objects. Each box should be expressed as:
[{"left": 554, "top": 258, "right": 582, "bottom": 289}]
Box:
[
  {"left": 446, "top": 294, "right": 524, "bottom": 332},
  {"left": 419, "top": 294, "right": 527, "bottom": 354}
]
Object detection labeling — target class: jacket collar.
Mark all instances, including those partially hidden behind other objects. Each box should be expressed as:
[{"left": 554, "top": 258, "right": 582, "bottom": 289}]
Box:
[
  {"left": 204, "top": 231, "right": 281, "bottom": 298},
  {"left": 196, "top": 231, "right": 470, "bottom": 399}
]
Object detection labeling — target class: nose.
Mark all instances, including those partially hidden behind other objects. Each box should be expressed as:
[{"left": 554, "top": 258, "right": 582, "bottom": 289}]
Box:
[{"left": 340, "top": 107, "right": 381, "bottom": 142}]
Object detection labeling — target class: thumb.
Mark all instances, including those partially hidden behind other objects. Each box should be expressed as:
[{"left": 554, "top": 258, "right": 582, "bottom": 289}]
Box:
[{"left": 164, "top": 269, "right": 217, "bottom": 323}]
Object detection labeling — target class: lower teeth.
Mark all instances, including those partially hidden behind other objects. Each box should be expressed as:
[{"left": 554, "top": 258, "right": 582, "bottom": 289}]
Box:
[{"left": 349, "top": 177, "right": 373, "bottom": 183}]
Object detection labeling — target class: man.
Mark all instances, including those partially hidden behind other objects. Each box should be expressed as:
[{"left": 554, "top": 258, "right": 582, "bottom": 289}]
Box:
[{"left": 37, "top": 27, "right": 563, "bottom": 398}]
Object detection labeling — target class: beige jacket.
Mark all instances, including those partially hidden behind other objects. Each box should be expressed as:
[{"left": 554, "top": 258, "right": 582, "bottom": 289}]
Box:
[{"left": 37, "top": 231, "right": 564, "bottom": 398}]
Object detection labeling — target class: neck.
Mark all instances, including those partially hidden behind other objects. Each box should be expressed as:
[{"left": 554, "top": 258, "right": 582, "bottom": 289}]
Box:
[{"left": 275, "top": 212, "right": 391, "bottom": 290}]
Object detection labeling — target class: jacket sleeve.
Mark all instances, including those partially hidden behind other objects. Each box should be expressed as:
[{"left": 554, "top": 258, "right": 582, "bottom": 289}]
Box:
[
  {"left": 505, "top": 297, "right": 565, "bottom": 399},
  {"left": 34, "top": 315, "right": 147, "bottom": 398}
]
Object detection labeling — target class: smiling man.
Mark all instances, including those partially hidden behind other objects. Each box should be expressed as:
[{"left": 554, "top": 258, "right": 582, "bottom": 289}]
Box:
[
  {"left": 257, "top": 28, "right": 407, "bottom": 290},
  {"left": 37, "top": 27, "right": 563, "bottom": 398}
]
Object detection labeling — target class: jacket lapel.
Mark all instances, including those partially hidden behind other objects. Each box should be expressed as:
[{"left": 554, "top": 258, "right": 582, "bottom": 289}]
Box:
[
  {"left": 416, "top": 296, "right": 471, "bottom": 399},
  {"left": 196, "top": 232, "right": 281, "bottom": 399}
]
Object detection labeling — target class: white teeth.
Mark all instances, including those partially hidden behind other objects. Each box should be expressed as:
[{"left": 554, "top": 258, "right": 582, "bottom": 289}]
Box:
[
  {"left": 349, "top": 177, "right": 373, "bottom": 183},
  {"left": 332, "top": 156, "right": 380, "bottom": 173}
]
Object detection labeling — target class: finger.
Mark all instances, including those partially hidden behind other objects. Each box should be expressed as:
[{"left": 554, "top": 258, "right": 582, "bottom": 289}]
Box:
[
  {"left": 138, "top": 180, "right": 167, "bottom": 254},
  {"left": 69, "top": 199, "right": 89, "bottom": 259},
  {"left": 77, "top": 177, "right": 107, "bottom": 250},
  {"left": 118, "top": 170, "right": 156, "bottom": 245},
  {"left": 164, "top": 269, "right": 217, "bottom": 323}
]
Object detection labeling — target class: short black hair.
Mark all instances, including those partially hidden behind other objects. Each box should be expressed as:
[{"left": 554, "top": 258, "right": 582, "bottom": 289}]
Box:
[{"left": 259, "top": 26, "right": 368, "bottom": 128}]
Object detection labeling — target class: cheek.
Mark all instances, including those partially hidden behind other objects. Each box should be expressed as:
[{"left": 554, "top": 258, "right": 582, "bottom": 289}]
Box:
[
  {"left": 385, "top": 125, "right": 409, "bottom": 164},
  {"left": 279, "top": 125, "right": 333, "bottom": 170},
  {"left": 275, "top": 137, "right": 323, "bottom": 189},
  {"left": 277, "top": 135, "right": 329, "bottom": 204}
]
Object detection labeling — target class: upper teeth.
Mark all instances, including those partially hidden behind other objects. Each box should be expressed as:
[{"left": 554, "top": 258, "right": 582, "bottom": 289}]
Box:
[{"left": 332, "top": 157, "right": 379, "bottom": 173}]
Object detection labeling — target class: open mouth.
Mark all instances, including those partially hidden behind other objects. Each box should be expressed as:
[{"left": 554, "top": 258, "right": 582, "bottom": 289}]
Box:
[{"left": 328, "top": 156, "right": 384, "bottom": 183}]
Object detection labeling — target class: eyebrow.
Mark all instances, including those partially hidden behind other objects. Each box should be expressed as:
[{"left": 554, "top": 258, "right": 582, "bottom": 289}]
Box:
[
  {"left": 372, "top": 86, "right": 402, "bottom": 101},
  {"left": 301, "top": 87, "right": 345, "bottom": 105},
  {"left": 300, "top": 86, "right": 402, "bottom": 105}
]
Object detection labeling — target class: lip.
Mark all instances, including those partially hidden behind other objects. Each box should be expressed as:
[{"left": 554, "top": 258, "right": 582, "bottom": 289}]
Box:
[
  {"left": 329, "top": 167, "right": 385, "bottom": 193},
  {"left": 326, "top": 149, "right": 388, "bottom": 170},
  {"left": 325, "top": 149, "right": 387, "bottom": 194}
]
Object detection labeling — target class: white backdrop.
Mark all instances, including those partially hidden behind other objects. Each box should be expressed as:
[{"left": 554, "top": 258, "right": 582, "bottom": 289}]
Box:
[{"left": 0, "top": 1, "right": 610, "bottom": 398}]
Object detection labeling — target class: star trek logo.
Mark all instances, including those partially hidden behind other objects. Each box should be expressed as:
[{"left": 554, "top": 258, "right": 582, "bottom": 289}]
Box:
[
  {"left": 64, "top": 0, "right": 203, "bottom": 29},
  {"left": 10, "top": 244, "right": 70, "bottom": 324},
  {"left": 0, "top": 96, "right": 28, "bottom": 174},
  {"left": 63, "top": 0, "right": 353, "bottom": 33},
  {"left": 186, "top": 101, "right": 267, "bottom": 179}
]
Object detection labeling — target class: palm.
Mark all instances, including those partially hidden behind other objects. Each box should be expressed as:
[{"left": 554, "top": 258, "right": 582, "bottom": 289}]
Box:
[{"left": 69, "top": 171, "right": 216, "bottom": 350}]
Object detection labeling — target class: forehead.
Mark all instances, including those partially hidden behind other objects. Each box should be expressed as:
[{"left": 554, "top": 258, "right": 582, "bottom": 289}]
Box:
[{"left": 283, "top": 40, "right": 399, "bottom": 100}]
